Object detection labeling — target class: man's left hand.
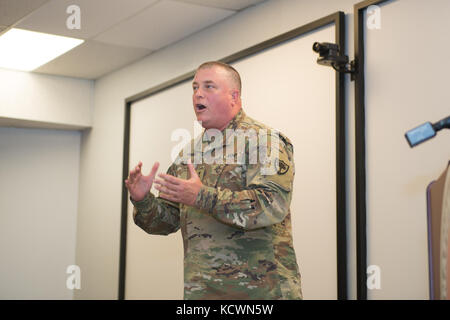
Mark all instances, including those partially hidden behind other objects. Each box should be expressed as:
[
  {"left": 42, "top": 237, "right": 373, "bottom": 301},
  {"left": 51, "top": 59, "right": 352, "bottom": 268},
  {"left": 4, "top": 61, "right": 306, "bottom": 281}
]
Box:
[{"left": 154, "top": 161, "right": 203, "bottom": 206}]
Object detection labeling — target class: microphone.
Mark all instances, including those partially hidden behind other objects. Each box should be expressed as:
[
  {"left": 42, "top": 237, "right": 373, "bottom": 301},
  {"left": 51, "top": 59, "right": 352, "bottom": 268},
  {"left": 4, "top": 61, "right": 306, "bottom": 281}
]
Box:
[{"left": 405, "top": 115, "right": 450, "bottom": 148}]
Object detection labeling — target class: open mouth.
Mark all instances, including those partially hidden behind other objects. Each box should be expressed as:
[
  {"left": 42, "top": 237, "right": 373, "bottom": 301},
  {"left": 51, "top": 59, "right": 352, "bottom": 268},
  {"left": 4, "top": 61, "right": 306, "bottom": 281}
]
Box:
[{"left": 196, "top": 104, "right": 207, "bottom": 111}]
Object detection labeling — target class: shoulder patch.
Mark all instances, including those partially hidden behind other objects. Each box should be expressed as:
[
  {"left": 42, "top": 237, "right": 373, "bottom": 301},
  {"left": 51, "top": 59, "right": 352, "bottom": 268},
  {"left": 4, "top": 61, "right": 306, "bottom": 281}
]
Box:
[{"left": 276, "top": 159, "right": 289, "bottom": 175}]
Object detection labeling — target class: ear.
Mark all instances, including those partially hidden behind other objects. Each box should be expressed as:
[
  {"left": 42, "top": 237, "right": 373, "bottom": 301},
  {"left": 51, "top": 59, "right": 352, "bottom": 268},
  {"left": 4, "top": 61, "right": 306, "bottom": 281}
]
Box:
[{"left": 231, "top": 90, "right": 239, "bottom": 104}]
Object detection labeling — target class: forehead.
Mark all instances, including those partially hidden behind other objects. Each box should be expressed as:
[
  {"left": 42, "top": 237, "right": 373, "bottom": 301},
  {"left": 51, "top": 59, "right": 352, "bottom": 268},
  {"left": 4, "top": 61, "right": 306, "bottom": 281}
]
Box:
[{"left": 193, "top": 66, "right": 228, "bottom": 83}]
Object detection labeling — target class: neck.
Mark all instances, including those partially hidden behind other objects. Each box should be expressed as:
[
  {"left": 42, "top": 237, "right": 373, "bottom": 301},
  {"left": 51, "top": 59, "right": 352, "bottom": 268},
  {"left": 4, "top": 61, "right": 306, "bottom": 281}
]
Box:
[{"left": 218, "top": 106, "right": 242, "bottom": 131}]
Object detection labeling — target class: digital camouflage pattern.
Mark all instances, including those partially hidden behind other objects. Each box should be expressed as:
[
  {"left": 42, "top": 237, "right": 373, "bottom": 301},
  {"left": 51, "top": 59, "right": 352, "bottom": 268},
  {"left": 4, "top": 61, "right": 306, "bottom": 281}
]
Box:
[{"left": 131, "top": 109, "right": 302, "bottom": 299}]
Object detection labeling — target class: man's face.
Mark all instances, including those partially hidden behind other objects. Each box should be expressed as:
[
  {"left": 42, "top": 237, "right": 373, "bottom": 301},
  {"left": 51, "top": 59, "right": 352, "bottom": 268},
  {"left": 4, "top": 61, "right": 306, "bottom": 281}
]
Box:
[{"left": 192, "top": 66, "right": 236, "bottom": 131}]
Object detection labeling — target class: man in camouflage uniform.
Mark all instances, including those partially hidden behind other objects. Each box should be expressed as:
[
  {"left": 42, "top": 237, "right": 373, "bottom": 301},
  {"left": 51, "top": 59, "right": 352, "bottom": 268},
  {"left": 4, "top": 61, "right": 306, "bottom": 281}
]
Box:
[{"left": 125, "top": 61, "right": 302, "bottom": 299}]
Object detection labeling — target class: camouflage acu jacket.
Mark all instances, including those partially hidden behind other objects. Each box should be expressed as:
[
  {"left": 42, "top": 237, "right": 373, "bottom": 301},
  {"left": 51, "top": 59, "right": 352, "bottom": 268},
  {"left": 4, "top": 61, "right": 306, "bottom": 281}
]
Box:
[{"left": 131, "top": 109, "right": 302, "bottom": 299}]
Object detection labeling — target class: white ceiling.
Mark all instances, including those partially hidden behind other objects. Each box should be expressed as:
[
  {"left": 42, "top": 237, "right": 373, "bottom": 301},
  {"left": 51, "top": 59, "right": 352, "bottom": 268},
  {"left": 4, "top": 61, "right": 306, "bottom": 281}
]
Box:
[{"left": 0, "top": 0, "right": 266, "bottom": 79}]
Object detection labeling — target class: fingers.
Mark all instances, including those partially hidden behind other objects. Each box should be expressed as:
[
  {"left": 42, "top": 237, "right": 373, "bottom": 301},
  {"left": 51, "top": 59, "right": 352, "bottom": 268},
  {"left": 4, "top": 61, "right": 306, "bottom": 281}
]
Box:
[
  {"left": 159, "top": 192, "right": 176, "bottom": 202},
  {"left": 127, "top": 166, "right": 138, "bottom": 184},
  {"left": 187, "top": 161, "right": 199, "bottom": 179},
  {"left": 157, "top": 173, "right": 181, "bottom": 185},
  {"left": 154, "top": 177, "right": 179, "bottom": 201},
  {"left": 126, "top": 161, "right": 144, "bottom": 185},
  {"left": 155, "top": 185, "right": 178, "bottom": 198},
  {"left": 125, "top": 161, "right": 163, "bottom": 187},
  {"left": 154, "top": 170, "right": 184, "bottom": 199},
  {"left": 154, "top": 177, "right": 180, "bottom": 193},
  {"left": 149, "top": 162, "right": 160, "bottom": 181}
]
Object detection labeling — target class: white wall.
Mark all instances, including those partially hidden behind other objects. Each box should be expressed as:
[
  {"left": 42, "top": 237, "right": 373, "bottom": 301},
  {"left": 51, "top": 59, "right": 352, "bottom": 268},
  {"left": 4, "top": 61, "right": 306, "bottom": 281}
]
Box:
[
  {"left": 364, "top": 0, "right": 450, "bottom": 299},
  {"left": 0, "top": 68, "right": 93, "bottom": 129},
  {"left": 0, "top": 65, "right": 93, "bottom": 299},
  {"left": 0, "top": 127, "right": 80, "bottom": 299}
]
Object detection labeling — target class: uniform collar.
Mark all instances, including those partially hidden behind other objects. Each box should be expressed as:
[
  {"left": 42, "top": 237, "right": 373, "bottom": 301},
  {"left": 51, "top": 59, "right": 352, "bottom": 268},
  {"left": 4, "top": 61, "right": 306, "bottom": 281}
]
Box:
[
  {"left": 202, "top": 108, "right": 246, "bottom": 140},
  {"left": 223, "top": 108, "right": 246, "bottom": 132},
  {"left": 198, "top": 108, "right": 246, "bottom": 155}
]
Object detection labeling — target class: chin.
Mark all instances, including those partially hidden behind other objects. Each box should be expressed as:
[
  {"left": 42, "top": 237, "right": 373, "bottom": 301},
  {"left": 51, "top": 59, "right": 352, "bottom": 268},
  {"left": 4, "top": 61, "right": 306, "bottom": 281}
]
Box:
[
  {"left": 199, "top": 120, "right": 214, "bottom": 129},
  {"left": 196, "top": 115, "right": 207, "bottom": 123}
]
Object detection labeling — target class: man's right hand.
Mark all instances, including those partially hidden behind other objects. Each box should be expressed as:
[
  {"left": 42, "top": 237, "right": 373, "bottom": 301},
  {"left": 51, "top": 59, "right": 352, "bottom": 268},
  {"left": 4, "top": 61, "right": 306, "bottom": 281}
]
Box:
[{"left": 125, "top": 161, "right": 160, "bottom": 202}]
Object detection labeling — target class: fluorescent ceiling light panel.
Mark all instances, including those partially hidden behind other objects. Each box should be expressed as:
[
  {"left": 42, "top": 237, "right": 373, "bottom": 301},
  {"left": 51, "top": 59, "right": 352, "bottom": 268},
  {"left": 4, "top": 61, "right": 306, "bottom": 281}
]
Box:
[{"left": 0, "top": 28, "right": 84, "bottom": 71}]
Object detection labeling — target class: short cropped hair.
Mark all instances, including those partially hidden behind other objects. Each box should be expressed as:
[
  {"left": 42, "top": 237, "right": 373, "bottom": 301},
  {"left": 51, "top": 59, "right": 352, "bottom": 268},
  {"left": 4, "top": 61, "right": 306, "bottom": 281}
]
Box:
[{"left": 196, "top": 61, "right": 242, "bottom": 96}]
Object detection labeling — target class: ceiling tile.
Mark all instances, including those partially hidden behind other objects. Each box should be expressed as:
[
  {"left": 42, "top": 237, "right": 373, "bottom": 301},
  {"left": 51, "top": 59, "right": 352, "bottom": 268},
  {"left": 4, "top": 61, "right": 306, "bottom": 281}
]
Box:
[
  {"left": 1, "top": 0, "right": 262, "bottom": 80},
  {"left": 174, "top": 0, "right": 266, "bottom": 11},
  {"left": 15, "top": 0, "right": 158, "bottom": 39},
  {"left": 33, "top": 40, "right": 151, "bottom": 79},
  {"left": 0, "top": 0, "right": 50, "bottom": 26},
  {"left": 94, "top": 0, "right": 234, "bottom": 50}
]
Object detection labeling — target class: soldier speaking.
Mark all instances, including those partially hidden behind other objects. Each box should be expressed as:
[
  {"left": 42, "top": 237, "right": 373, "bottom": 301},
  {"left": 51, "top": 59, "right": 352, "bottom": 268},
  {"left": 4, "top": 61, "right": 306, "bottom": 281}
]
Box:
[{"left": 125, "top": 61, "right": 302, "bottom": 299}]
